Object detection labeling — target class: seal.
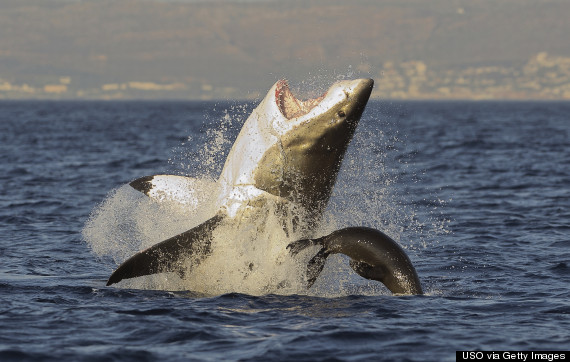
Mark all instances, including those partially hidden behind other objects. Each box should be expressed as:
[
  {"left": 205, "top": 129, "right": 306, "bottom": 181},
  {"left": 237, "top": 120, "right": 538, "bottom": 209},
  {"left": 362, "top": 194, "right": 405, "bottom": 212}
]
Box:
[
  {"left": 106, "top": 78, "right": 375, "bottom": 286},
  {"left": 287, "top": 227, "right": 423, "bottom": 295}
]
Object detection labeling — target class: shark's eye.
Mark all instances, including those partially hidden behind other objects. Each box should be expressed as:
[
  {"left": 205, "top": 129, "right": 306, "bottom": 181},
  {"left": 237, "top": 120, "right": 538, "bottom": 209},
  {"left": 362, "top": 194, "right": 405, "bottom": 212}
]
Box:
[{"left": 337, "top": 110, "right": 346, "bottom": 118}]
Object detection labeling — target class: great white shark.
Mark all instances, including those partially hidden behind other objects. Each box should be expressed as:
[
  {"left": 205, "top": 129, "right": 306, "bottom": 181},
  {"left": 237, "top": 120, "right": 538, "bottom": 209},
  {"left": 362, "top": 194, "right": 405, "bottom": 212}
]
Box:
[{"left": 104, "top": 78, "right": 423, "bottom": 295}]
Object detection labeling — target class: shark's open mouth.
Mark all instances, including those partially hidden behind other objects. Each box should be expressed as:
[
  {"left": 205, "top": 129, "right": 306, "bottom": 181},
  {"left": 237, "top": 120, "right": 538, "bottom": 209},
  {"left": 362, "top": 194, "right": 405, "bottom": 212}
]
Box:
[{"left": 275, "top": 80, "right": 326, "bottom": 120}]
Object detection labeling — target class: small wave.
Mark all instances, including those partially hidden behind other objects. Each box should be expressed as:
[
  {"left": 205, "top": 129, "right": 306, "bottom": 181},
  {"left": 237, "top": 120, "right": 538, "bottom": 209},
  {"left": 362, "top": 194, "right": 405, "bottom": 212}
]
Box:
[
  {"left": 544, "top": 306, "right": 570, "bottom": 314},
  {"left": 115, "top": 308, "right": 174, "bottom": 316},
  {"left": 548, "top": 262, "right": 570, "bottom": 277}
]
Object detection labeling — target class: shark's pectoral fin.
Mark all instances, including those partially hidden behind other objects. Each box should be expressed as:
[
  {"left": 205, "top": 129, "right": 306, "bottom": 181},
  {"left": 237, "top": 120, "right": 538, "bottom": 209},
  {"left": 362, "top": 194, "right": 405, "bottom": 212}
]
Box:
[
  {"left": 106, "top": 214, "right": 224, "bottom": 286},
  {"left": 129, "top": 174, "right": 209, "bottom": 205},
  {"left": 129, "top": 175, "right": 156, "bottom": 195}
]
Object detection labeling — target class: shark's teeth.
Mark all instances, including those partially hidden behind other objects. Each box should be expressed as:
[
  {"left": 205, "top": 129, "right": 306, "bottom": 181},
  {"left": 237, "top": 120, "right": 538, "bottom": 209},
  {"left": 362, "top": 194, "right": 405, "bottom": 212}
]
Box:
[{"left": 275, "top": 80, "right": 325, "bottom": 119}]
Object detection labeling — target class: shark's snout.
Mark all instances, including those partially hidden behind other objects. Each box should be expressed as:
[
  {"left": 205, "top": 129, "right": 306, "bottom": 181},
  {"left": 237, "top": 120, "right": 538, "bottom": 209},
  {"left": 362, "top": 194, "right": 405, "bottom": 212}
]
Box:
[
  {"left": 351, "top": 78, "right": 374, "bottom": 103},
  {"left": 340, "top": 78, "right": 374, "bottom": 126}
]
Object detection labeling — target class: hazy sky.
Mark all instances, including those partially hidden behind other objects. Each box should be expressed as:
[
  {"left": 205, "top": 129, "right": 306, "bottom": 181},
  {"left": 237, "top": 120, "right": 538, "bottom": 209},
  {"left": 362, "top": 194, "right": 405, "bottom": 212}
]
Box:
[{"left": 1, "top": 0, "right": 569, "bottom": 99}]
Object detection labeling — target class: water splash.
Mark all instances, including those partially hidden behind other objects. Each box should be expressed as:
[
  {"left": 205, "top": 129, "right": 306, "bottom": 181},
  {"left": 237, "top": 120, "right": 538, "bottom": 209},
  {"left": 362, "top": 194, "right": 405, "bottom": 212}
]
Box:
[{"left": 83, "top": 179, "right": 220, "bottom": 265}]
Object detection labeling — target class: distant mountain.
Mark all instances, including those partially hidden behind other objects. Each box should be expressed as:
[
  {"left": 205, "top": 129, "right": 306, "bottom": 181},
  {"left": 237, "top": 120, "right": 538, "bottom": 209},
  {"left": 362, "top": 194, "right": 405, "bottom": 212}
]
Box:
[{"left": 1, "top": 0, "right": 569, "bottom": 99}]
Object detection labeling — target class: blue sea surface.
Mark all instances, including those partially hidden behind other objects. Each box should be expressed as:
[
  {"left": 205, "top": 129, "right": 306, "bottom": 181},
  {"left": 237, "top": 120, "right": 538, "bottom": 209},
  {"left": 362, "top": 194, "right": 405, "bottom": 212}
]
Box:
[{"left": 0, "top": 100, "right": 569, "bottom": 361}]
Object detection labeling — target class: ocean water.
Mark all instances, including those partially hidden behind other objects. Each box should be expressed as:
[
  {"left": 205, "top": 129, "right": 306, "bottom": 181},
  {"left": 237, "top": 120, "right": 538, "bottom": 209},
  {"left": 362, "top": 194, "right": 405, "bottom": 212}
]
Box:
[{"left": 0, "top": 99, "right": 568, "bottom": 361}]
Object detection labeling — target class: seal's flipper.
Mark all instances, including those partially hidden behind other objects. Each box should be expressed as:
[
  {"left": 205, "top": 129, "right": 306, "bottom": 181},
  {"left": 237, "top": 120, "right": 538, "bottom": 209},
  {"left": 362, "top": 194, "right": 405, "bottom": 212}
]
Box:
[
  {"left": 305, "top": 248, "right": 330, "bottom": 288},
  {"left": 287, "top": 238, "right": 329, "bottom": 288},
  {"left": 286, "top": 237, "right": 321, "bottom": 256},
  {"left": 129, "top": 175, "right": 208, "bottom": 205},
  {"left": 349, "top": 260, "right": 385, "bottom": 282},
  {"left": 106, "top": 214, "right": 224, "bottom": 286}
]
